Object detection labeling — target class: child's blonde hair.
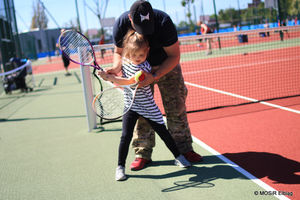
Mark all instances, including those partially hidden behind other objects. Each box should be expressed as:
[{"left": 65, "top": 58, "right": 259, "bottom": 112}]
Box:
[{"left": 123, "top": 29, "right": 149, "bottom": 59}]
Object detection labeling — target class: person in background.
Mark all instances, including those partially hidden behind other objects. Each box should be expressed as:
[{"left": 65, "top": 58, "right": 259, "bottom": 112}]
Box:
[
  {"left": 56, "top": 29, "right": 71, "bottom": 76},
  {"left": 233, "top": 25, "right": 237, "bottom": 32},
  {"left": 198, "top": 21, "right": 213, "bottom": 55},
  {"left": 99, "top": 34, "right": 106, "bottom": 59},
  {"left": 195, "top": 28, "right": 203, "bottom": 47},
  {"left": 105, "top": 0, "right": 203, "bottom": 171}
]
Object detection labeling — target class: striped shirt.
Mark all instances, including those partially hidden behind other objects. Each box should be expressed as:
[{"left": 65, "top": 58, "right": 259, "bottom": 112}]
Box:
[{"left": 122, "top": 59, "right": 164, "bottom": 124}]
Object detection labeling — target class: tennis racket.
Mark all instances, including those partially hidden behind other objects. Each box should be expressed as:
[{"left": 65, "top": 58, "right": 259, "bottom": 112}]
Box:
[
  {"left": 58, "top": 29, "right": 103, "bottom": 71},
  {"left": 92, "top": 74, "right": 145, "bottom": 120}
]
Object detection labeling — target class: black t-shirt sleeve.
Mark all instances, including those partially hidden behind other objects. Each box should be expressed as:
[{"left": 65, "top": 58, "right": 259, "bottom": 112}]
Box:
[
  {"left": 113, "top": 12, "right": 130, "bottom": 48},
  {"left": 160, "top": 16, "right": 178, "bottom": 47}
]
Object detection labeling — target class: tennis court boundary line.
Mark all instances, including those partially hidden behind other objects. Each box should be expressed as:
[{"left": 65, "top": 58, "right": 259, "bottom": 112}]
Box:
[
  {"left": 185, "top": 82, "right": 300, "bottom": 115},
  {"left": 191, "top": 136, "right": 290, "bottom": 200},
  {"left": 183, "top": 56, "right": 300, "bottom": 75}
]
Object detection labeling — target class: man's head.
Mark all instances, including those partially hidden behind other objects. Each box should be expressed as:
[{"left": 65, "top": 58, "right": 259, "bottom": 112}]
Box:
[{"left": 129, "top": 0, "right": 154, "bottom": 35}]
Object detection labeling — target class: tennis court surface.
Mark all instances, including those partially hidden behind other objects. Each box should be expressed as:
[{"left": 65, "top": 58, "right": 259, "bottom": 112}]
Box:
[{"left": 0, "top": 26, "right": 299, "bottom": 200}]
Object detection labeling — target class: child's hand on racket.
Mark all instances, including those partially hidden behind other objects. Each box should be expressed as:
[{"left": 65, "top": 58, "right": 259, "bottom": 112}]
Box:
[
  {"left": 104, "top": 66, "right": 121, "bottom": 76},
  {"left": 98, "top": 71, "right": 115, "bottom": 82}
]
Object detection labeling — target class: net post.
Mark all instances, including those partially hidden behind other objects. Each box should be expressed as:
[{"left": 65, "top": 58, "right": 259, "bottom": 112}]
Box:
[{"left": 78, "top": 47, "right": 97, "bottom": 132}]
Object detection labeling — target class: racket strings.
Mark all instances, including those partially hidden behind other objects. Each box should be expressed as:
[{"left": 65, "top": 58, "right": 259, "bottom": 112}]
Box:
[
  {"left": 93, "top": 86, "right": 135, "bottom": 119},
  {"left": 96, "top": 96, "right": 122, "bottom": 116},
  {"left": 60, "top": 31, "right": 94, "bottom": 64},
  {"left": 124, "top": 87, "right": 134, "bottom": 111}
]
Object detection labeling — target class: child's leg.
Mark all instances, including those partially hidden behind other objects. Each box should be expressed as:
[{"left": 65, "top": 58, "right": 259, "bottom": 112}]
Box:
[
  {"left": 118, "top": 110, "right": 139, "bottom": 167},
  {"left": 146, "top": 119, "right": 180, "bottom": 158}
]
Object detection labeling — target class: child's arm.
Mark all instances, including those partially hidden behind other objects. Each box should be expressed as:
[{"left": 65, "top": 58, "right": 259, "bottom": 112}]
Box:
[{"left": 98, "top": 71, "right": 135, "bottom": 85}]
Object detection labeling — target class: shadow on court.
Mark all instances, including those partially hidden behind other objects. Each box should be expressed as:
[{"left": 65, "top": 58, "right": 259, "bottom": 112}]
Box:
[
  {"left": 128, "top": 155, "right": 248, "bottom": 192},
  {"left": 223, "top": 152, "right": 300, "bottom": 184},
  {"left": 0, "top": 115, "right": 86, "bottom": 122},
  {"left": 128, "top": 152, "right": 300, "bottom": 192}
]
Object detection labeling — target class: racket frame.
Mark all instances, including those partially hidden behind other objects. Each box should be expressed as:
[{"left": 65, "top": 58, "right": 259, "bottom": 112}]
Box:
[
  {"left": 58, "top": 29, "right": 103, "bottom": 71},
  {"left": 92, "top": 83, "right": 139, "bottom": 120}
]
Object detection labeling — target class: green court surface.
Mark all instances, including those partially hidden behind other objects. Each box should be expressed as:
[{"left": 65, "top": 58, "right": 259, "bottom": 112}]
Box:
[
  {"left": 0, "top": 69, "right": 278, "bottom": 200},
  {"left": 180, "top": 36, "right": 300, "bottom": 61}
]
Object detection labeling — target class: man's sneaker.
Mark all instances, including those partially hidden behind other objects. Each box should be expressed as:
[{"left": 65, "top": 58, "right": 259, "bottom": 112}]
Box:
[
  {"left": 115, "top": 166, "right": 126, "bottom": 181},
  {"left": 175, "top": 154, "right": 191, "bottom": 168},
  {"left": 184, "top": 151, "right": 203, "bottom": 163},
  {"left": 130, "top": 158, "right": 152, "bottom": 171}
]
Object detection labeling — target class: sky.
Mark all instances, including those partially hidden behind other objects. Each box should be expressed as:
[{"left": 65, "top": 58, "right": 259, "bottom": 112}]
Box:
[{"left": 14, "top": 0, "right": 255, "bottom": 33}]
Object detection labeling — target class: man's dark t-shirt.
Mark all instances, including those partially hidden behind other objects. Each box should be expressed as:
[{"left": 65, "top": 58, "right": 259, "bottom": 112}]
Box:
[{"left": 113, "top": 9, "right": 178, "bottom": 66}]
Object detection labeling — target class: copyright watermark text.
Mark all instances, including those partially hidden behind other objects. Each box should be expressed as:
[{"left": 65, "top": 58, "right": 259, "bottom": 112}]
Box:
[{"left": 254, "top": 190, "right": 293, "bottom": 197}]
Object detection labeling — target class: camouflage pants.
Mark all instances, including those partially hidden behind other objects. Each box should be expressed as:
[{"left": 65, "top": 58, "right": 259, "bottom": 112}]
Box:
[{"left": 132, "top": 64, "right": 194, "bottom": 159}]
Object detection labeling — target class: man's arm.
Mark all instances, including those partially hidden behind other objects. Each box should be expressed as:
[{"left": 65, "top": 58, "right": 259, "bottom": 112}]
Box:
[
  {"left": 153, "top": 41, "right": 180, "bottom": 81},
  {"left": 105, "top": 45, "right": 123, "bottom": 75},
  {"left": 139, "top": 41, "right": 180, "bottom": 87}
]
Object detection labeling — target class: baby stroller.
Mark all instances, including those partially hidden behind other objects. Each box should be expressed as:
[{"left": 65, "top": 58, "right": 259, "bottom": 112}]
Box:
[{"left": 3, "top": 57, "right": 33, "bottom": 94}]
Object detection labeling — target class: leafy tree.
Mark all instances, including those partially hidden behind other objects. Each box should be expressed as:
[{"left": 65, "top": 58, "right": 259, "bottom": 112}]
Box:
[
  {"left": 84, "top": 0, "right": 109, "bottom": 34},
  {"left": 288, "top": 0, "right": 300, "bottom": 17},
  {"left": 63, "top": 19, "right": 79, "bottom": 30},
  {"left": 30, "top": 0, "right": 48, "bottom": 29},
  {"left": 181, "top": 0, "right": 195, "bottom": 31},
  {"left": 278, "top": 0, "right": 293, "bottom": 20},
  {"left": 218, "top": 8, "right": 240, "bottom": 25}
]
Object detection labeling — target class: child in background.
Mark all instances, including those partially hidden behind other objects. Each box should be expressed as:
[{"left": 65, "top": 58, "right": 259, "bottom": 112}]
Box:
[{"left": 98, "top": 29, "right": 191, "bottom": 181}]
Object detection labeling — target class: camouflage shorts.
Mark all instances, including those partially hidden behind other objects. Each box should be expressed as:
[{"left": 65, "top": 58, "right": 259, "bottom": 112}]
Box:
[{"left": 132, "top": 64, "right": 194, "bottom": 159}]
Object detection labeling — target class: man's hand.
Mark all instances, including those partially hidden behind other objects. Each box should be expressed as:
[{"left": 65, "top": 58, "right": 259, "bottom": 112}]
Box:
[
  {"left": 103, "top": 66, "right": 119, "bottom": 75},
  {"left": 138, "top": 71, "right": 155, "bottom": 87},
  {"left": 98, "top": 70, "right": 114, "bottom": 82}
]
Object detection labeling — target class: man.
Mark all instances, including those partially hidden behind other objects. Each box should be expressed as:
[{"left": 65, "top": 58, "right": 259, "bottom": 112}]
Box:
[
  {"left": 107, "top": 0, "right": 202, "bottom": 170},
  {"left": 198, "top": 21, "right": 213, "bottom": 55},
  {"left": 56, "top": 29, "right": 71, "bottom": 76}
]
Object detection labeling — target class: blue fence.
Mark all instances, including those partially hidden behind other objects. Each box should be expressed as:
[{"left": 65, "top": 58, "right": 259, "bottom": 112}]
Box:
[
  {"left": 34, "top": 21, "right": 299, "bottom": 58},
  {"left": 178, "top": 20, "right": 299, "bottom": 37}
]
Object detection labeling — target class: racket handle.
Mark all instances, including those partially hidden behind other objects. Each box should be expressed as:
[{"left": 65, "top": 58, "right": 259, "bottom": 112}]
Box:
[{"left": 95, "top": 65, "right": 103, "bottom": 71}]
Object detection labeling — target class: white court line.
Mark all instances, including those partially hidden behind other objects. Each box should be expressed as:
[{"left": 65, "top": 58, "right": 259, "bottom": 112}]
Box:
[
  {"left": 183, "top": 56, "right": 300, "bottom": 75},
  {"left": 192, "top": 136, "right": 290, "bottom": 200},
  {"left": 185, "top": 82, "right": 300, "bottom": 114},
  {"left": 186, "top": 81, "right": 298, "bottom": 199}
]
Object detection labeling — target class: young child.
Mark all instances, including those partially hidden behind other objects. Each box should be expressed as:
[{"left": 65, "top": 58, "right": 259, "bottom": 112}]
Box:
[{"left": 98, "top": 30, "right": 191, "bottom": 181}]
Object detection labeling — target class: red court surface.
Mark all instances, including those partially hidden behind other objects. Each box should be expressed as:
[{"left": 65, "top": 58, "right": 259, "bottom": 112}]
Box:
[
  {"left": 180, "top": 44, "right": 300, "bottom": 199},
  {"left": 188, "top": 98, "right": 300, "bottom": 200}
]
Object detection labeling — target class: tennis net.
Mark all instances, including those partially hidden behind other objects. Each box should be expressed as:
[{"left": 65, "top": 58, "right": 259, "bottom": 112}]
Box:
[{"left": 91, "top": 26, "right": 300, "bottom": 114}]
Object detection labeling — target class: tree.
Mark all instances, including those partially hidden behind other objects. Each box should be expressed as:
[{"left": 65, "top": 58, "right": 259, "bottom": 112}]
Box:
[
  {"left": 218, "top": 8, "right": 240, "bottom": 25},
  {"left": 288, "top": 0, "right": 300, "bottom": 17},
  {"left": 63, "top": 19, "right": 79, "bottom": 30},
  {"left": 181, "top": 0, "right": 195, "bottom": 31},
  {"left": 30, "top": 0, "right": 48, "bottom": 29},
  {"left": 278, "top": 0, "right": 293, "bottom": 20},
  {"left": 84, "top": 0, "right": 109, "bottom": 34}
]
